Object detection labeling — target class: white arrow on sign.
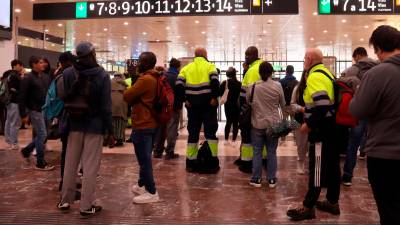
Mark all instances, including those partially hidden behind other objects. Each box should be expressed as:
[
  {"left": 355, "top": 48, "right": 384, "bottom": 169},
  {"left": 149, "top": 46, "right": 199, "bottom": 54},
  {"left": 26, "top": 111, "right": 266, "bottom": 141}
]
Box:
[
  {"left": 79, "top": 4, "right": 84, "bottom": 11},
  {"left": 321, "top": 0, "right": 330, "bottom": 6}
]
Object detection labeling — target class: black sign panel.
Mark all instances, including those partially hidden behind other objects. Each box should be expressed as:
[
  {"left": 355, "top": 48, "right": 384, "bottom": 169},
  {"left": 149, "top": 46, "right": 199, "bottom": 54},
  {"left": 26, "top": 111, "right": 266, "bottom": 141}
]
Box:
[
  {"left": 33, "top": 0, "right": 299, "bottom": 20},
  {"left": 319, "top": 0, "right": 400, "bottom": 15}
]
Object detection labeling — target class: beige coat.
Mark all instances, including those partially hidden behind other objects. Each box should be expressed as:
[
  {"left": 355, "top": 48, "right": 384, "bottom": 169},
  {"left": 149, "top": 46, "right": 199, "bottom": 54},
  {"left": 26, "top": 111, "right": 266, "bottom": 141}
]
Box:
[{"left": 111, "top": 76, "right": 128, "bottom": 119}]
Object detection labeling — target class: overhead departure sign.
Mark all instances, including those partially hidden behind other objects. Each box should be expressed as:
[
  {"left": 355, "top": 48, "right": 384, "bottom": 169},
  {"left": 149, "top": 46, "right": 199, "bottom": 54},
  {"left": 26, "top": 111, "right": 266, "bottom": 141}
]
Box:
[
  {"left": 33, "top": 0, "right": 299, "bottom": 20},
  {"left": 319, "top": 0, "right": 400, "bottom": 14}
]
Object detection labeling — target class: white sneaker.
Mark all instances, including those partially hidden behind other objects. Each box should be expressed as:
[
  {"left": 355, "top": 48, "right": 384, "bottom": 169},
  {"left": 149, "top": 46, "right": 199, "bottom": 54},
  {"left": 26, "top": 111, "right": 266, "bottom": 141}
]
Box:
[
  {"left": 297, "top": 164, "right": 306, "bottom": 175},
  {"left": 33, "top": 149, "right": 37, "bottom": 156},
  {"left": 133, "top": 192, "right": 160, "bottom": 204},
  {"left": 131, "top": 185, "right": 146, "bottom": 195},
  {"left": 11, "top": 144, "right": 19, "bottom": 151}
]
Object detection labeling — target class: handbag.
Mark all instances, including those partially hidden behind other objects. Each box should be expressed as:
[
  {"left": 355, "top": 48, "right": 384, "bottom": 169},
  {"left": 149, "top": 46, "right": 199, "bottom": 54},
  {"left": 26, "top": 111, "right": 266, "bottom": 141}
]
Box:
[
  {"left": 268, "top": 106, "right": 301, "bottom": 138},
  {"left": 239, "top": 83, "right": 256, "bottom": 128},
  {"left": 219, "top": 80, "right": 229, "bottom": 105}
]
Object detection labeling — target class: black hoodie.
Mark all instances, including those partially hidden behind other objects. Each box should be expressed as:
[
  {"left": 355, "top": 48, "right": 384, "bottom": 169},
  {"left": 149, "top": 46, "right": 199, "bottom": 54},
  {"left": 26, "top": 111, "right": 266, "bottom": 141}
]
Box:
[
  {"left": 62, "top": 61, "right": 112, "bottom": 135},
  {"left": 350, "top": 54, "right": 400, "bottom": 160}
]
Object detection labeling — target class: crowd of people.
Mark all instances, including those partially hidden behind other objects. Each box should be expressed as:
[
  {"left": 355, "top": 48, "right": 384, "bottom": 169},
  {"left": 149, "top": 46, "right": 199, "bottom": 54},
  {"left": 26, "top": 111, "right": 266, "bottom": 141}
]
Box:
[{"left": 0, "top": 25, "right": 399, "bottom": 224}]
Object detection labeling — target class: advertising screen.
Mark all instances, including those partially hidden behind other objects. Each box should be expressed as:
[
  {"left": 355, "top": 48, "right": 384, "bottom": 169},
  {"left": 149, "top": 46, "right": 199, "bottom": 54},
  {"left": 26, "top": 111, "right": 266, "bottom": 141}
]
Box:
[{"left": 0, "top": 0, "right": 12, "bottom": 28}]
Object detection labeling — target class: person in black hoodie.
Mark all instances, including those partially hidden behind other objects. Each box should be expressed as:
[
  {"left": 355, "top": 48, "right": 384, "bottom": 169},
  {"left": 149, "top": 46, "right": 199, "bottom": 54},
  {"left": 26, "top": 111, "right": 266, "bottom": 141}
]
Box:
[
  {"left": 57, "top": 42, "right": 112, "bottom": 218},
  {"left": 20, "top": 56, "right": 54, "bottom": 171},
  {"left": 219, "top": 67, "right": 241, "bottom": 145}
]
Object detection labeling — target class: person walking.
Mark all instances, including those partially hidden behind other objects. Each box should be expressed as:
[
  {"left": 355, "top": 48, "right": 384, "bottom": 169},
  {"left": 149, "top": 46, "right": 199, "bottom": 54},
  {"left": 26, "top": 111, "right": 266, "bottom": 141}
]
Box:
[
  {"left": 219, "top": 67, "right": 241, "bottom": 145},
  {"left": 4, "top": 69, "right": 21, "bottom": 150}
]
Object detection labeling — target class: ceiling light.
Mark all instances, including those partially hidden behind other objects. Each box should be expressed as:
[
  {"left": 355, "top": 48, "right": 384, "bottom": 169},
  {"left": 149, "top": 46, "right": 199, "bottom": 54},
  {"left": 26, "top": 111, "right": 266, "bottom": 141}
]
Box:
[
  {"left": 232, "top": 35, "right": 236, "bottom": 38},
  {"left": 166, "top": 26, "right": 170, "bottom": 30},
  {"left": 123, "top": 36, "right": 127, "bottom": 39},
  {"left": 310, "top": 37, "right": 315, "bottom": 41},
  {"left": 24, "top": 38, "right": 29, "bottom": 41},
  {"left": 14, "top": 9, "right": 21, "bottom": 13},
  {"left": 72, "top": 37, "right": 76, "bottom": 40},
  {"left": 51, "top": 44, "right": 55, "bottom": 47},
  {"left": 176, "top": 35, "right": 181, "bottom": 39},
  {"left": 344, "top": 34, "right": 348, "bottom": 38},
  {"left": 329, "top": 41, "right": 333, "bottom": 44},
  {"left": 364, "top": 25, "right": 369, "bottom": 29},
  {"left": 44, "top": 29, "right": 49, "bottom": 32},
  {"left": 123, "top": 45, "right": 126, "bottom": 48},
  {"left": 195, "top": 20, "right": 200, "bottom": 24},
  {"left": 268, "top": 19, "right": 273, "bottom": 23},
  {"left": 341, "top": 19, "right": 347, "bottom": 23},
  {"left": 360, "top": 38, "right": 365, "bottom": 42},
  {"left": 123, "top": 22, "right": 129, "bottom": 26},
  {"left": 138, "top": 42, "right": 142, "bottom": 45},
  {"left": 17, "top": 41, "right": 21, "bottom": 45},
  {"left": 323, "top": 30, "right": 328, "bottom": 33},
  {"left": 232, "top": 26, "right": 236, "bottom": 29},
  {"left": 86, "top": 33, "right": 91, "bottom": 36},
  {"left": 299, "top": 25, "right": 303, "bottom": 29},
  {"left": 201, "top": 31, "right": 206, "bottom": 34},
  {"left": 103, "top": 28, "right": 108, "bottom": 31},
  {"left": 185, "top": 42, "right": 189, "bottom": 45},
  {"left": 263, "top": 30, "right": 267, "bottom": 34},
  {"left": 313, "top": 12, "right": 318, "bottom": 16},
  {"left": 142, "top": 32, "right": 147, "bottom": 35},
  {"left": 156, "top": 39, "right": 160, "bottom": 42},
  {"left": 258, "top": 38, "right": 262, "bottom": 41},
  {"left": 45, "top": 38, "right": 49, "bottom": 41},
  {"left": 57, "top": 23, "right": 63, "bottom": 27}
]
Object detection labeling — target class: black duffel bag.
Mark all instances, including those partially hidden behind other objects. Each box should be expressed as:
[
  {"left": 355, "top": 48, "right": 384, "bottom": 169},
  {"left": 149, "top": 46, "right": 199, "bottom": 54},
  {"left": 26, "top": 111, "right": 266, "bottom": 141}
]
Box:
[{"left": 239, "top": 83, "right": 256, "bottom": 129}]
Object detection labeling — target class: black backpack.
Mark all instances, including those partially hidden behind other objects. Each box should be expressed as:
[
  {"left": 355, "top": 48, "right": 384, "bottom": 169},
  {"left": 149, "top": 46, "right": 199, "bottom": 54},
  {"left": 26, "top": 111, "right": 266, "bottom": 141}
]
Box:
[
  {"left": 282, "top": 79, "right": 299, "bottom": 106},
  {"left": 63, "top": 69, "right": 96, "bottom": 120},
  {"left": 196, "top": 141, "right": 220, "bottom": 174},
  {"left": 0, "top": 78, "right": 11, "bottom": 106}
]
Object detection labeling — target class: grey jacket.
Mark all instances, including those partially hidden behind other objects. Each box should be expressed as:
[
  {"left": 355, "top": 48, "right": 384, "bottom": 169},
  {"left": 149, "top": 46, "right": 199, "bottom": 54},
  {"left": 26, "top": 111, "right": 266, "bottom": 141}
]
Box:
[
  {"left": 248, "top": 79, "right": 286, "bottom": 130},
  {"left": 342, "top": 57, "right": 379, "bottom": 79},
  {"left": 350, "top": 54, "right": 400, "bottom": 160}
]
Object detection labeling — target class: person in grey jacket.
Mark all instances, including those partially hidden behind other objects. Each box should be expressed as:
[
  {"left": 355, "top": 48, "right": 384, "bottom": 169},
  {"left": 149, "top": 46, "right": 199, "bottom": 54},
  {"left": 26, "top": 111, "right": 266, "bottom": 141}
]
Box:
[
  {"left": 349, "top": 25, "right": 400, "bottom": 225},
  {"left": 248, "top": 61, "right": 285, "bottom": 188},
  {"left": 110, "top": 73, "right": 128, "bottom": 147}
]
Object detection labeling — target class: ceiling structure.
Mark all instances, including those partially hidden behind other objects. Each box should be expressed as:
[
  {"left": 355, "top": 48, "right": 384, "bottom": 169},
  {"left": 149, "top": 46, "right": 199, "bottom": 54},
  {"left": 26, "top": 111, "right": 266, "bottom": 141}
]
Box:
[{"left": 13, "top": 0, "right": 400, "bottom": 65}]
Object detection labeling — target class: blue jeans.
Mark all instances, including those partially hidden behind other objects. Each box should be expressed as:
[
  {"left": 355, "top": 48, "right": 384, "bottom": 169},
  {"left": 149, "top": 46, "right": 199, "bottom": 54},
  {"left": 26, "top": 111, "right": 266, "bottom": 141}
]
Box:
[
  {"left": 22, "top": 111, "right": 47, "bottom": 166},
  {"left": 343, "top": 120, "right": 367, "bottom": 178},
  {"left": 251, "top": 128, "right": 279, "bottom": 180},
  {"left": 131, "top": 128, "right": 157, "bottom": 194},
  {"left": 4, "top": 103, "right": 21, "bottom": 145}
]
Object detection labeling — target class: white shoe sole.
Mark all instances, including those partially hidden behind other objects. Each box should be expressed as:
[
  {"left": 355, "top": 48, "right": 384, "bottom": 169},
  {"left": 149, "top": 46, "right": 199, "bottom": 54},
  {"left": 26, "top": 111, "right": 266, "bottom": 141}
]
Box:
[
  {"left": 133, "top": 197, "right": 160, "bottom": 204},
  {"left": 249, "top": 183, "right": 262, "bottom": 188}
]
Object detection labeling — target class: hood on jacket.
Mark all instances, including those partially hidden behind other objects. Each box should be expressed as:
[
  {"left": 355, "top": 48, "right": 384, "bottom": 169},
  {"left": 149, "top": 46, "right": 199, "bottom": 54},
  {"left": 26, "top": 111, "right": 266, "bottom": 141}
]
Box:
[
  {"left": 383, "top": 54, "right": 400, "bottom": 66},
  {"left": 358, "top": 57, "right": 380, "bottom": 68}
]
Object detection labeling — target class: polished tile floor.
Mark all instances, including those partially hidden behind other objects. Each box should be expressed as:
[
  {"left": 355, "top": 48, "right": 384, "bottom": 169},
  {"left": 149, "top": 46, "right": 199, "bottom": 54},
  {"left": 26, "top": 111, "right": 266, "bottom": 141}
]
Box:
[{"left": 0, "top": 125, "right": 379, "bottom": 225}]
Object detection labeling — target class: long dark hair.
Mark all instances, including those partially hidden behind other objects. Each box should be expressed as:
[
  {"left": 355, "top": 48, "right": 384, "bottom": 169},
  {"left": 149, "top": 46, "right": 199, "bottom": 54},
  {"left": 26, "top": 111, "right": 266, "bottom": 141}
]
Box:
[{"left": 296, "top": 70, "right": 307, "bottom": 106}]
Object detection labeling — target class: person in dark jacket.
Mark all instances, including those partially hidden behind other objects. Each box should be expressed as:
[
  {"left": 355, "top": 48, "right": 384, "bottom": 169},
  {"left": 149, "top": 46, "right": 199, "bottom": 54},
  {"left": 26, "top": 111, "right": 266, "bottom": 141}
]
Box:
[
  {"left": 158, "top": 58, "right": 181, "bottom": 159},
  {"left": 110, "top": 73, "right": 128, "bottom": 147},
  {"left": 57, "top": 42, "right": 112, "bottom": 217},
  {"left": 350, "top": 25, "right": 400, "bottom": 225},
  {"left": 219, "top": 67, "right": 241, "bottom": 145},
  {"left": 19, "top": 56, "right": 53, "bottom": 171},
  {"left": 4, "top": 69, "right": 21, "bottom": 150}
]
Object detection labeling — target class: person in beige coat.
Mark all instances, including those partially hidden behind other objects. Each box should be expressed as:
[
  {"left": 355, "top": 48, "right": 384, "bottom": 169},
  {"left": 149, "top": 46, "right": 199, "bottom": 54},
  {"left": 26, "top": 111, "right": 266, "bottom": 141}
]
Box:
[{"left": 111, "top": 73, "right": 128, "bottom": 147}]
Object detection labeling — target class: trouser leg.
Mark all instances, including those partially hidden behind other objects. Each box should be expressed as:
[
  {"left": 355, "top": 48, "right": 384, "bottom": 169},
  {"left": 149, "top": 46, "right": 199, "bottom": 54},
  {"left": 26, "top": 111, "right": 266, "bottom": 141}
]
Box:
[
  {"left": 165, "top": 111, "right": 180, "bottom": 154},
  {"left": 186, "top": 107, "right": 202, "bottom": 167},
  {"left": 303, "top": 143, "right": 321, "bottom": 208}
]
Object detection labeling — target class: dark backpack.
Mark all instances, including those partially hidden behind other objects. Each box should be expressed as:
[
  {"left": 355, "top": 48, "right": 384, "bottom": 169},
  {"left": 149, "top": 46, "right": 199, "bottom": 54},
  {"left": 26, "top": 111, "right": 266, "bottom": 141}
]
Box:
[
  {"left": 148, "top": 72, "right": 175, "bottom": 125},
  {"left": 315, "top": 70, "right": 358, "bottom": 127},
  {"left": 196, "top": 141, "right": 220, "bottom": 174},
  {"left": 62, "top": 69, "right": 94, "bottom": 120},
  {"left": 43, "top": 75, "right": 64, "bottom": 120},
  {"left": 282, "top": 79, "right": 299, "bottom": 106},
  {"left": 0, "top": 78, "right": 11, "bottom": 105}
]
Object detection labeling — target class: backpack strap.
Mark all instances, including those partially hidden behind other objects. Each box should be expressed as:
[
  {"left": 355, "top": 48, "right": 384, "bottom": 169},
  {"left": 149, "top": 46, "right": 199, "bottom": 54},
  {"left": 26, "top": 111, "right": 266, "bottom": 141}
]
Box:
[
  {"left": 314, "top": 69, "right": 335, "bottom": 82},
  {"left": 249, "top": 83, "right": 256, "bottom": 104}
]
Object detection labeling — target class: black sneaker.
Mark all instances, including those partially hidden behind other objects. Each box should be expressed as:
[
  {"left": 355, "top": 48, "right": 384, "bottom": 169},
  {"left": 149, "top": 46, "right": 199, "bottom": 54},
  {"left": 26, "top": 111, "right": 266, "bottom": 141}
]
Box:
[
  {"left": 80, "top": 205, "right": 102, "bottom": 218},
  {"left": 153, "top": 152, "right": 163, "bottom": 159},
  {"left": 287, "top": 207, "right": 316, "bottom": 221},
  {"left": 35, "top": 163, "right": 55, "bottom": 171},
  {"left": 57, "top": 202, "right": 70, "bottom": 212},
  {"left": 249, "top": 179, "right": 262, "bottom": 187},
  {"left": 165, "top": 153, "right": 179, "bottom": 160},
  {"left": 342, "top": 176, "right": 352, "bottom": 187},
  {"left": 316, "top": 200, "right": 341, "bottom": 215},
  {"left": 75, "top": 191, "right": 81, "bottom": 201}
]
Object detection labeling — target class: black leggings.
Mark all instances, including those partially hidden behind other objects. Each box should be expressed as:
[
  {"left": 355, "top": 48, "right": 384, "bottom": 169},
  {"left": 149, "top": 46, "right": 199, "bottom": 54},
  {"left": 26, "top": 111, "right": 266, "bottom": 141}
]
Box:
[{"left": 224, "top": 105, "right": 239, "bottom": 141}]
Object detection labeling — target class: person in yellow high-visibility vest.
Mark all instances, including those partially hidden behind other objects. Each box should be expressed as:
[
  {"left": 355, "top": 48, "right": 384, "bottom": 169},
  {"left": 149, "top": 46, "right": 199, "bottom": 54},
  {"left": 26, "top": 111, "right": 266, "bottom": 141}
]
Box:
[
  {"left": 237, "top": 46, "right": 267, "bottom": 173},
  {"left": 175, "top": 48, "right": 220, "bottom": 172}
]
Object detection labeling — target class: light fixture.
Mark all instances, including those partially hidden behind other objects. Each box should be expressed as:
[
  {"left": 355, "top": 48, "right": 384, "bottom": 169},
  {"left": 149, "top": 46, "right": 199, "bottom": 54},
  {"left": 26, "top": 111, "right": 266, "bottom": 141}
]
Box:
[
  {"left": 57, "top": 23, "right": 63, "bottom": 27},
  {"left": 232, "top": 26, "right": 236, "bottom": 29},
  {"left": 86, "top": 33, "right": 91, "bottom": 36},
  {"left": 24, "top": 38, "right": 29, "bottom": 41},
  {"left": 344, "top": 34, "right": 348, "bottom": 38},
  {"left": 185, "top": 41, "right": 189, "bottom": 45},
  {"left": 364, "top": 25, "right": 369, "bottom": 29},
  {"left": 103, "top": 28, "right": 108, "bottom": 31},
  {"left": 195, "top": 20, "right": 200, "bottom": 24},
  {"left": 258, "top": 38, "right": 262, "bottom": 41},
  {"left": 123, "top": 36, "right": 127, "bottom": 39},
  {"left": 72, "top": 37, "right": 76, "bottom": 40},
  {"left": 323, "top": 30, "right": 328, "bottom": 33},
  {"left": 341, "top": 19, "right": 347, "bottom": 23},
  {"left": 201, "top": 31, "right": 206, "bottom": 34},
  {"left": 138, "top": 42, "right": 142, "bottom": 45},
  {"left": 360, "top": 38, "right": 364, "bottom": 42},
  {"left": 124, "top": 21, "right": 129, "bottom": 26},
  {"left": 156, "top": 39, "right": 160, "bottom": 42},
  {"left": 51, "top": 44, "right": 55, "bottom": 47},
  {"left": 263, "top": 30, "right": 267, "bottom": 34},
  {"left": 268, "top": 19, "right": 273, "bottom": 23},
  {"left": 166, "top": 26, "right": 170, "bottom": 30},
  {"left": 44, "top": 29, "right": 49, "bottom": 32},
  {"left": 142, "top": 32, "right": 147, "bottom": 35},
  {"left": 310, "top": 37, "right": 315, "bottom": 41},
  {"left": 107, "top": 39, "right": 111, "bottom": 43},
  {"left": 176, "top": 35, "right": 181, "bottom": 38},
  {"left": 17, "top": 41, "right": 21, "bottom": 45},
  {"left": 313, "top": 12, "right": 318, "bottom": 16},
  {"left": 14, "top": 9, "right": 21, "bottom": 13},
  {"left": 299, "top": 25, "right": 303, "bottom": 29}
]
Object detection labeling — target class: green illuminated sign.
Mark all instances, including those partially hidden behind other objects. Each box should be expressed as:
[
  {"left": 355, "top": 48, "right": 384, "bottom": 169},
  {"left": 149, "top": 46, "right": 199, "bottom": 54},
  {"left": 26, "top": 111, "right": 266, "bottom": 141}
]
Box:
[
  {"left": 319, "top": 0, "right": 331, "bottom": 14},
  {"left": 76, "top": 2, "right": 87, "bottom": 19}
]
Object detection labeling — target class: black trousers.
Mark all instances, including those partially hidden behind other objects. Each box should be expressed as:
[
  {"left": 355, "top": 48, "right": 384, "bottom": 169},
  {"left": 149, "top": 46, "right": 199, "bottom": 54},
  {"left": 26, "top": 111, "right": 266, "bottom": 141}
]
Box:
[
  {"left": 303, "top": 119, "right": 341, "bottom": 208},
  {"left": 187, "top": 106, "right": 218, "bottom": 143},
  {"left": 224, "top": 105, "right": 239, "bottom": 141},
  {"left": 368, "top": 157, "right": 400, "bottom": 225}
]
